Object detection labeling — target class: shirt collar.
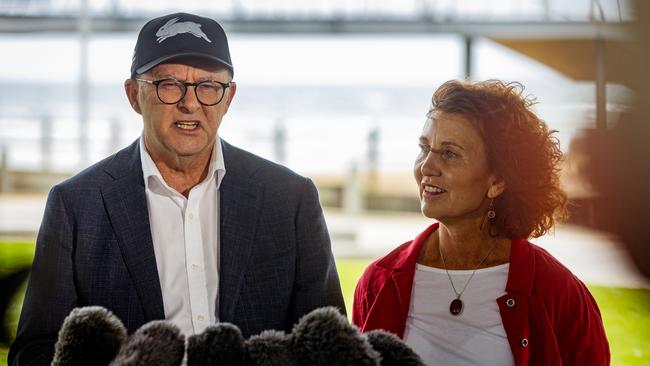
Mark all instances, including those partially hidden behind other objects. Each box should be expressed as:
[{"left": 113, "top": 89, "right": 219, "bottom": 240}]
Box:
[
  {"left": 139, "top": 135, "right": 227, "bottom": 191},
  {"left": 375, "top": 222, "right": 439, "bottom": 271}
]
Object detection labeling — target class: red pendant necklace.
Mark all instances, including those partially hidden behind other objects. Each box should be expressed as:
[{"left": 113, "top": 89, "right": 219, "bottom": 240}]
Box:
[{"left": 439, "top": 241, "right": 498, "bottom": 316}]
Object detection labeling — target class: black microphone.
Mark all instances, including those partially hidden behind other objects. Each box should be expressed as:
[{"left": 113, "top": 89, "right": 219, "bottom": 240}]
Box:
[
  {"left": 245, "top": 329, "right": 296, "bottom": 366},
  {"left": 365, "top": 330, "right": 425, "bottom": 366},
  {"left": 291, "top": 306, "right": 380, "bottom": 366},
  {"left": 52, "top": 306, "right": 127, "bottom": 366},
  {"left": 110, "top": 320, "right": 185, "bottom": 366},
  {"left": 186, "top": 323, "right": 245, "bottom": 366}
]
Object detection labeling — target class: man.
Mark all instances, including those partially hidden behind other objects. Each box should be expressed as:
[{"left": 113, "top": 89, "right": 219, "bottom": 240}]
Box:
[{"left": 9, "top": 12, "right": 344, "bottom": 365}]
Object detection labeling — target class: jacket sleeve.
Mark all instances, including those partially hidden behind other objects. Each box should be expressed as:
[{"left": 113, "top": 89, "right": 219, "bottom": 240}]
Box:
[
  {"left": 288, "top": 177, "right": 346, "bottom": 325},
  {"left": 352, "top": 275, "right": 368, "bottom": 329},
  {"left": 556, "top": 278, "right": 610, "bottom": 365},
  {"left": 8, "top": 185, "right": 77, "bottom": 366}
]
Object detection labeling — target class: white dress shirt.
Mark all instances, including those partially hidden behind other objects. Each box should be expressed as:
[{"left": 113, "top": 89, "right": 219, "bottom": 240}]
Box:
[
  {"left": 139, "top": 136, "right": 225, "bottom": 335},
  {"left": 403, "top": 263, "right": 515, "bottom": 366}
]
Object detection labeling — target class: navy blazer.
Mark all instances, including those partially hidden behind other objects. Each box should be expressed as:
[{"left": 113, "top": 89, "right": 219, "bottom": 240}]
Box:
[{"left": 9, "top": 139, "right": 345, "bottom": 365}]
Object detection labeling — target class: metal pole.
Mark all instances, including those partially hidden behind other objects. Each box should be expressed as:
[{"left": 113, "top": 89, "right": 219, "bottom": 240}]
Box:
[
  {"left": 464, "top": 35, "right": 473, "bottom": 81},
  {"left": 273, "top": 119, "right": 286, "bottom": 164},
  {"left": 367, "top": 125, "right": 379, "bottom": 196},
  {"left": 40, "top": 116, "right": 52, "bottom": 172},
  {"left": 110, "top": 117, "right": 121, "bottom": 154},
  {"left": 596, "top": 38, "right": 607, "bottom": 129},
  {"left": 78, "top": 0, "right": 91, "bottom": 168},
  {"left": 0, "top": 145, "right": 8, "bottom": 192}
]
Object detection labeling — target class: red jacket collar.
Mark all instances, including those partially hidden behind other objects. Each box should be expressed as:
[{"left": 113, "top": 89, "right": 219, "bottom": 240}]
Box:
[
  {"left": 375, "top": 222, "right": 534, "bottom": 295},
  {"left": 506, "top": 237, "right": 535, "bottom": 296},
  {"left": 375, "top": 222, "right": 439, "bottom": 271}
]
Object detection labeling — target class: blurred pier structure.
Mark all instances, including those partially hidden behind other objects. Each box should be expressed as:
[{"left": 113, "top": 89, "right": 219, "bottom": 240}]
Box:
[{"left": 0, "top": 0, "right": 636, "bottom": 192}]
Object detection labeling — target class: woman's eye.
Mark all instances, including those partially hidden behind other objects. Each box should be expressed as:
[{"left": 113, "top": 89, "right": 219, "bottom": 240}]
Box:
[
  {"left": 418, "top": 144, "right": 430, "bottom": 154},
  {"left": 443, "top": 150, "right": 459, "bottom": 159}
]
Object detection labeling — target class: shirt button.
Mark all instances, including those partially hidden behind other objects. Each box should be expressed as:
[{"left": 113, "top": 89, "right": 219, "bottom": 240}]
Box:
[
  {"left": 506, "top": 298, "right": 516, "bottom": 307},
  {"left": 197, "top": 314, "right": 205, "bottom": 321},
  {"left": 191, "top": 264, "right": 200, "bottom": 271},
  {"left": 188, "top": 213, "right": 194, "bottom": 220},
  {"left": 521, "top": 338, "right": 529, "bottom": 347}
]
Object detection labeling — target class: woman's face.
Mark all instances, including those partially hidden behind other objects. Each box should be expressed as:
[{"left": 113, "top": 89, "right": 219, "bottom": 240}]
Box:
[{"left": 414, "top": 111, "right": 503, "bottom": 223}]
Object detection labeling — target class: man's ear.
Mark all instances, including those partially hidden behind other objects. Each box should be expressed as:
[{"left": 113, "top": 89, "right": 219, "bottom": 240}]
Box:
[
  {"left": 487, "top": 176, "right": 506, "bottom": 199},
  {"left": 124, "top": 79, "right": 142, "bottom": 115},
  {"left": 222, "top": 82, "right": 237, "bottom": 114}
]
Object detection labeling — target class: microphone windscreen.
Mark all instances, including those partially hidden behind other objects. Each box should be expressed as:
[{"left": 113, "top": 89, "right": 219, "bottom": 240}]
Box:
[
  {"left": 110, "top": 320, "right": 184, "bottom": 366},
  {"left": 291, "top": 306, "right": 380, "bottom": 366},
  {"left": 245, "top": 330, "right": 296, "bottom": 366},
  {"left": 52, "top": 306, "right": 127, "bottom": 366},
  {"left": 366, "top": 330, "right": 425, "bottom": 366},
  {"left": 187, "top": 323, "right": 245, "bottom": 366}
]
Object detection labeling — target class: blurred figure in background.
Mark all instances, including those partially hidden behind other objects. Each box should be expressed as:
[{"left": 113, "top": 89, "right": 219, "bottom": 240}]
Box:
[
  {"left": 9, "top": 12, "right": 344, "bottom": 365},
  {"left": 583, "top": 0, "right": 650, "bottom": 278},
  {"left": 353, "top": 80, "right": 609, "bottom": 365}
]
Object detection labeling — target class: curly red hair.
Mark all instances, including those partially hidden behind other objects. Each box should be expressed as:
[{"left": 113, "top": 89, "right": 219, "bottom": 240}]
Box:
[{"left": 429, "top": 80, "right": 567, "bottom": 239}]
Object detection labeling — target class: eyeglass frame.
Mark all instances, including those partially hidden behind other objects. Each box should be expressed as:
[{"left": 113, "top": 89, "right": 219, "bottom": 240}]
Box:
[{"left": 134, "top": 77, "right": 232, "bottom": 106}]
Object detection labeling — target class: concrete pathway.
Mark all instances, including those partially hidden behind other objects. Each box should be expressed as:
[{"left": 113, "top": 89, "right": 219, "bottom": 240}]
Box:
[{"left": 1, "top": 193, "right": 648, "bottom": 289}]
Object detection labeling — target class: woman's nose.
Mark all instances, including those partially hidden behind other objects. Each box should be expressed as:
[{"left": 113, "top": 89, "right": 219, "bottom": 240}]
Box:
[{"left": 420, "top": 150, "right": 441, "bottom": 177}]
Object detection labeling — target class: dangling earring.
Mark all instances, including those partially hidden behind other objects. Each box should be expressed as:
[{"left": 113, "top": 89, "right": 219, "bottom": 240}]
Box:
[
  {"left": 487, "top": 198, "right": 496, "bottom": 219},
  {"left": 480, "top": 198, "right": 496, "bottom": 231}
]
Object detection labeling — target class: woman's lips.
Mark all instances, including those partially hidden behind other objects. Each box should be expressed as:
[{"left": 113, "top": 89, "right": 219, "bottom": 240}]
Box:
[{"left": 422, "top": 184, "right": 446, "bottom": 197}]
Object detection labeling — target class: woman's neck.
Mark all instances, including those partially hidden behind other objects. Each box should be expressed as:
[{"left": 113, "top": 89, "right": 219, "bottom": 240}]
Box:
[{"left": 418, "top": 221, "right": 511, "bottom": 270}]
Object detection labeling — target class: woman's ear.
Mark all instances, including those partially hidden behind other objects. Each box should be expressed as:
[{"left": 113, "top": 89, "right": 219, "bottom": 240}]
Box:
[{"left": 487, "top": 176, "right": 506, "bottom": 199}]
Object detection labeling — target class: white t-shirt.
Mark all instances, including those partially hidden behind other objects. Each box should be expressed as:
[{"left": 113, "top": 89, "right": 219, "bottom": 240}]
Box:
[{"left": 403, "top": 263, "right": 515, "bottom": 366}]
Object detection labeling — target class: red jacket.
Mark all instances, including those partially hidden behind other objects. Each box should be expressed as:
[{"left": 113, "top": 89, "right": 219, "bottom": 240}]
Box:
[{"left": 352, "top": 223, "right": 610, "bottom": 365}]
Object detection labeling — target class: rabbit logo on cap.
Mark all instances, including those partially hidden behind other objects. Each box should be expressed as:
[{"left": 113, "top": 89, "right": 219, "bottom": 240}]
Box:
[{"left": 156, "top": 17, "right": 212, "bottom": 43}]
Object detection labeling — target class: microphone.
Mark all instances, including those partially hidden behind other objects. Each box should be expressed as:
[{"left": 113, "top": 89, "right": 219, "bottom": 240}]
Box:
[
  {"left": 291, "top": 306, "right": 380, "bottom": 366},
  {"left": 186, "top": 323, "right": 245, "bottom": 366},
  {"left": 245, "top": 329, "right": 296, "bottom": 366},
  {"left": 110, "top": 320, "right": 185, "bottom": 366},
  {"left": 365, "top": 330, "right": 425, "bottom": 366},
  {"left": 52, "top": 306, "right": 127, "bottom": 366}
]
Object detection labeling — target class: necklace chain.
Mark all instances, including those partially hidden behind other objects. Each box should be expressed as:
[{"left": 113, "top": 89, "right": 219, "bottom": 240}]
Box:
[{"left": 438, "top": 241, "right": 499, "bottom": 299}]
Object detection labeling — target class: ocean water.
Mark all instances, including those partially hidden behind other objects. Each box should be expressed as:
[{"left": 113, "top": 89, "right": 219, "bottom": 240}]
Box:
[{"left": 0, "top": 33, "right": 632, "bottom": 176}]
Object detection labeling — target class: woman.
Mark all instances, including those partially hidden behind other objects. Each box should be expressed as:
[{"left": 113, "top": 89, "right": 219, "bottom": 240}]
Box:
[{"left": 352, "top": 80, "right": 609, "bottom": 365}]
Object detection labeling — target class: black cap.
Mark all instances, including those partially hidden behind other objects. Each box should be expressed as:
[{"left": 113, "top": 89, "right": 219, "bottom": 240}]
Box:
[{"left": 130, "top": 12, "right": 233, "bottom": 78}]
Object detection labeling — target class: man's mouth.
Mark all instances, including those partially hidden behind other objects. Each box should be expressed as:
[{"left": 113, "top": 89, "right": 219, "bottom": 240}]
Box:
[{"left": 175, "top": 121, "right": 199, "bottom": 130}]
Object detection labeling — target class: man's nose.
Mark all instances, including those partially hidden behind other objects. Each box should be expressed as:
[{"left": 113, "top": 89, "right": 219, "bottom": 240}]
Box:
[{"left": 177, "top": 85, "right": 201, "bottom": 111}]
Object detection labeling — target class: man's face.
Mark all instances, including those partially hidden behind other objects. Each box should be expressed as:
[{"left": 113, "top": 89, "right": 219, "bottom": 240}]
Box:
[{"left": 125, "top": 62, "right": 236, "bottom": 163}]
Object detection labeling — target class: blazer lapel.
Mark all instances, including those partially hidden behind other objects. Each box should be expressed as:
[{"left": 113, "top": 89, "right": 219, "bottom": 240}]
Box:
[
  {"left": 364, "top": 222, "right": 439, "bottom": 337},
  {"left": 218, "top": 141, "right": 262, "bottom": 322},
  {"left": 101, "top": 140, "right": 165, "bottom": 322}
]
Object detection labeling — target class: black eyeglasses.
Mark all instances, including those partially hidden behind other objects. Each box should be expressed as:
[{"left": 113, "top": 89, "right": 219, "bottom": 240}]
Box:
[{"left": 135, "top": 78, "right": 231, "bottom": 106}]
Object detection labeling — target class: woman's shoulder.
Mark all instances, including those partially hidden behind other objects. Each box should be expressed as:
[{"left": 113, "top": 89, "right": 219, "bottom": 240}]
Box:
[
  {"left": 520, "top": 240, "right": 594, "bottom": 303},
  {"left": 526, "top": 241, "right": 578, "bottom": 283},
  {"left": 357, "top": 241, "right": 417, "bottom": 291},
  {"left": 356, "top": 223, "right": 436, "bottom": 298}
]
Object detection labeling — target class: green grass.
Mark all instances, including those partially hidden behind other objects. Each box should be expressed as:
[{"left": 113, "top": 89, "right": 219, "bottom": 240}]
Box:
[
  {"left": 336, "top": 257, "right": 373, "bottom": 313},
  {"left": 1, "top": 244, "right": 649, "bottom": 365},
  {"left": 589, "top": 286, "right": 650, "bottom": 365},
  {"left": 0, "top": 241, "right": 34, "bottom": 366}
]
